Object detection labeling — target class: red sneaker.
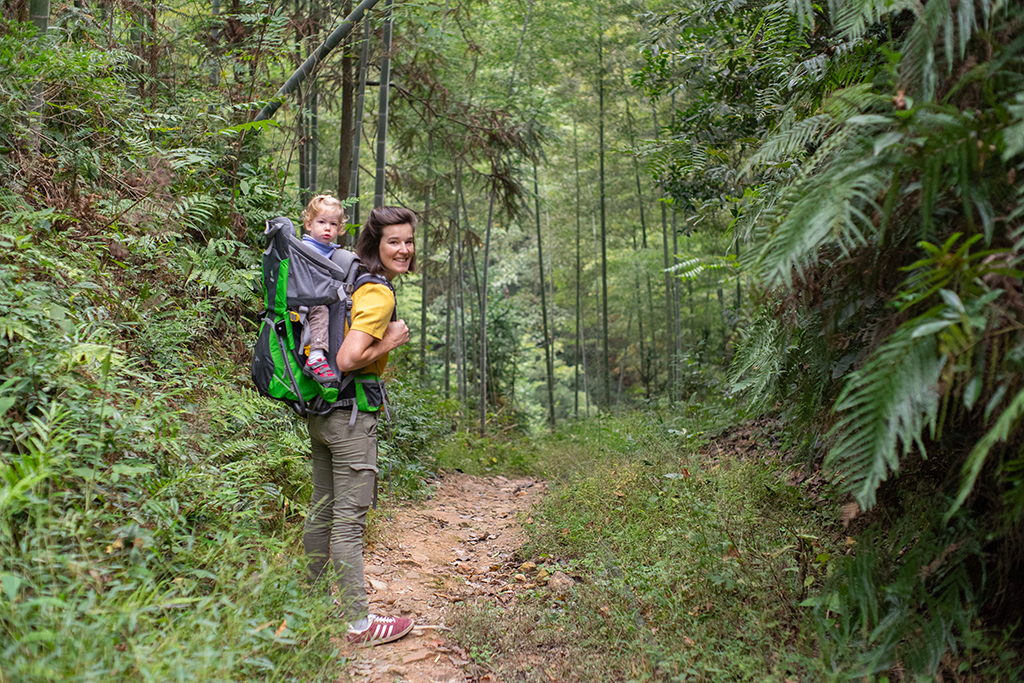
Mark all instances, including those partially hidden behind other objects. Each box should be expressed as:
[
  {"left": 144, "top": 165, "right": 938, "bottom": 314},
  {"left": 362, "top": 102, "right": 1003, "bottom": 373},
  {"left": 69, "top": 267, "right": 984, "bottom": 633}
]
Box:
[
  {"left": 305, "top": 356, "right": 338, "bottom": 384},
  {"left": 346, "top": 614, "right": 414, "bottom": 646}
]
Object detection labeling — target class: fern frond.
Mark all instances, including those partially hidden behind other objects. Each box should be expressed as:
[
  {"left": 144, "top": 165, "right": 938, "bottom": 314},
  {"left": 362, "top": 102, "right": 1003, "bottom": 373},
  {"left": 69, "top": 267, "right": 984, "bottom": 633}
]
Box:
[
  {"left": 213, "top": 438, "right": 260, "bottom": 463},
  {"left": 826, "top": 326, "right": 945, "bottom": 508},
  {"left": 833, "top": 0, "right": 917, "bottom": 42},
  {"left": 172, "top": 193, "right": 218, "bottom": 232},
  {"left": 948, "top": 386, "right": 1024, "bottom": 519},
  {"left": 898, "top": 0, "right": 954, "bottom": 102},
  {"left": 753, "top": 149, "right": 886, "bottom": 288},
  {"left": 667, "top": 254, "right": 736, "bottom": 281},
  {"left": 729, "top": 311, "right": 787, "bottom": 412},
  {"left": 744, "top": 114, "right": 837, "bottom": 171}
]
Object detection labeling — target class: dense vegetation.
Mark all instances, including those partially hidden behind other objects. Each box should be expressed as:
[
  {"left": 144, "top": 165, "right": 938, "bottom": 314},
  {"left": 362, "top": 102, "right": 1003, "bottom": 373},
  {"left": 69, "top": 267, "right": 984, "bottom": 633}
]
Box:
[{"left": 1, "top": 0, "right": 1022, "bottom": 680}]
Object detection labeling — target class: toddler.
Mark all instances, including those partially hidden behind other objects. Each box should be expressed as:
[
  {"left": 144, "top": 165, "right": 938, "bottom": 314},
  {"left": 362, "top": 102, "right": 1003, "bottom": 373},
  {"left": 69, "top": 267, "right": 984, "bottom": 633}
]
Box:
[{"left": 300, "top": 194, "right": 345, "bottom": 383}]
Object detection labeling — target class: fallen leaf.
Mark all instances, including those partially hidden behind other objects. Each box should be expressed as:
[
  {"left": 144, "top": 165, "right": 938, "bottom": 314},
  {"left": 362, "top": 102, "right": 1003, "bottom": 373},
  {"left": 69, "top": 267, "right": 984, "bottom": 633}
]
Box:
[
  {"left": 252, "top": 621, "right": 274, "bottom": 634},
  {"left": 274, "top": 619, "right": 288, "bottom": 637}
]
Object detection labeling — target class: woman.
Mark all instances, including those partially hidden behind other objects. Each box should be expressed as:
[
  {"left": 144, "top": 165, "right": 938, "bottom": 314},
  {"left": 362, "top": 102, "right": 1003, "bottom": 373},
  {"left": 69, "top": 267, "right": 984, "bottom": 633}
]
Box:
[{"left": 302, "top": 206, "right": 417, "bottom": 646}]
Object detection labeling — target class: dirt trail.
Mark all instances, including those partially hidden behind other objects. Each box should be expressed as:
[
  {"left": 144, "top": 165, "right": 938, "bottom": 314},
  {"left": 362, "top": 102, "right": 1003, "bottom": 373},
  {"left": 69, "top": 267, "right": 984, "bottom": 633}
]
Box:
[{"left": 335, "top": 471, "right": 547, "bottom": 683}]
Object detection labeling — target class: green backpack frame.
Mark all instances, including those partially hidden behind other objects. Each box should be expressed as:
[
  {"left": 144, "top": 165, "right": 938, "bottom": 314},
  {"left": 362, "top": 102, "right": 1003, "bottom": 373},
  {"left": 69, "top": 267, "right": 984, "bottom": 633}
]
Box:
[{"left": 251, "top": 216, "right": 392, "bottom": 418}]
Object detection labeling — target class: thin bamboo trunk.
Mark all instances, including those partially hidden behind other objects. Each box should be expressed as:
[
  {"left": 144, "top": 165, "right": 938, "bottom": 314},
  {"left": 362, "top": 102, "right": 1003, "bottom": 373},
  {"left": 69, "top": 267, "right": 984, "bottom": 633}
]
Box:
[
  {"left": 373, "top": 0, "right": 394, "bottom": 208},
  {"left": 652, "top": 102, "right": 675, "bottom": 403},
  {"left": 635, "top": 267, "right": 649, "bottom": 398},
  {"left": 591, "top": 215, "right": 600, "bottom": 415},
  {"left": 625, "top": 99, "right": 647, "bottom": 249},
  {"left": 457, "top": 237, "right": 467, "bottom": 403},
  {"left": 349, "top": 15, "right": 370, "bottom": 233},
  {"left": 146, "top": 1, "right": 157, "bottom": 106},
  {"left": 310, "top": 78, "right": 319, "bottom": 194},
  {"left": 735, "top": 240, "right": 741, "bottom": 311},
  {"left": 479, "top": 192, "right": 496, "bottom": 435},
  {"left": 673, "top": 210, "right": 682, "bottom": 396},
  {"left": 534, "top": 163, "right": 555, "bottom": 428},
  {"left": 29, "top": 0, "right": 49, "bottom": 151},
  {"left": 506, "top": 0, "right": 534, "bottom": 97},
  {"left": 573, "top": 121, "right": 582, "bottom": 419},
  {"left": 445, "top": 192, "right": 456, "bottom": 399},
  {"left": 419, "top": 134, "right": 432, "bottom": 379},
  {"left": 337, "top": 0, "right": 353, "bottom": 203},
  {"left": 295, "top": 12, "right": 309, "bottom": 206},
  {"left": 598, "top": 27, "right": 611, "bottom": 410},
  {"left": 616, "top": 307, "right": 634, "bottom": 407},
  {"left": 211, "top": 0, "right": 220, "bottom": 88}
]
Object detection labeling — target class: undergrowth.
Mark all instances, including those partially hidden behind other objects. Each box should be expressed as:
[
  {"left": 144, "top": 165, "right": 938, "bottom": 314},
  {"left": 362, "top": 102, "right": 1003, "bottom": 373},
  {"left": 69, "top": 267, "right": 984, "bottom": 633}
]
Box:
[
  {"left": 0, "top": 225, "right": 449, "bottom": 680},
  {"left": 448, "top": 410, "right": 1021, "bottom": 682}
]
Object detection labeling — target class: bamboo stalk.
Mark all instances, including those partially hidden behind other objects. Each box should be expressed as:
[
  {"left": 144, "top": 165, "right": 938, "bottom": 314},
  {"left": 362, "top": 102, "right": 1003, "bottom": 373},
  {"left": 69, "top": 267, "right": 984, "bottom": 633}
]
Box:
[{"left": 253, "top": 0, "right": 383, "bottom": 122}]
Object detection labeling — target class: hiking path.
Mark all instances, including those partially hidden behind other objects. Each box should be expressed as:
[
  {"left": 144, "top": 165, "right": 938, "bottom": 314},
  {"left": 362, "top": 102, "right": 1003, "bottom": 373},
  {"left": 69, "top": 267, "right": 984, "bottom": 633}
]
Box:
[{"left": 334, "top": 471, "right": 549, "bottom": 683}]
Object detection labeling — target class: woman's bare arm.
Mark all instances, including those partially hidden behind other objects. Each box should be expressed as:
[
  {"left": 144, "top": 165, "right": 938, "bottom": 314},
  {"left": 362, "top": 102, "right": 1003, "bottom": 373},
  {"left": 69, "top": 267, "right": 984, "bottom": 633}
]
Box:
[{"left": 336, "top": 320, "right": 410, "bottom": 373}]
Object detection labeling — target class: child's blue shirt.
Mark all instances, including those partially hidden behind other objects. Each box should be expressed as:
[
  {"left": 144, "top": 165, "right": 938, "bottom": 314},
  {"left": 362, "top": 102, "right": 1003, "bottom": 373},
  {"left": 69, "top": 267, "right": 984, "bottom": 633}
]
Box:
[{"left": 302, "top": 235, "right": 338, "bottom": 259}]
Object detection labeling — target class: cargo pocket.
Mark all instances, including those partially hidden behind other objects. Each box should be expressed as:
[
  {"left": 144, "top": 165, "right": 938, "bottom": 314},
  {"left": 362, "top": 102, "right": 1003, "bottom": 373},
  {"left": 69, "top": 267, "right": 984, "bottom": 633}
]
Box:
[
  {"left": 345, "top": 412, "right": 378, "bottom": 508},
  {"left": 346, "top": 463, "right": 377, "bottom": 508},
  {"left": 355, "top": 374, "right": 384, "bottom": 412}
]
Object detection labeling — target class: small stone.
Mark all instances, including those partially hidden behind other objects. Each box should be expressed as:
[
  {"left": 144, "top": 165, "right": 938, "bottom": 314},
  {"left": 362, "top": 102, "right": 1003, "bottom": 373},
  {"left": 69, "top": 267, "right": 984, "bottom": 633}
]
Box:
[
  {"left": 368, "top": 578, "right": 388, "bottom": 591},
  {"left": 547, "top": 571, "right": 575, "bottom": 595},
  {"left": 365, "top": 565, "right": 386, "bottom": 575},
  {"left": 514, "top": 573, "right": 527, "bottom": 582},
  {"left": 519, "top": 561, "right": 537, "bottom": 573},
  {"left": 407, "top": 571, "right": 421, "bottom": 579},
  {"left": 402, "top": 649, "right": 433, "bottom": 664}
]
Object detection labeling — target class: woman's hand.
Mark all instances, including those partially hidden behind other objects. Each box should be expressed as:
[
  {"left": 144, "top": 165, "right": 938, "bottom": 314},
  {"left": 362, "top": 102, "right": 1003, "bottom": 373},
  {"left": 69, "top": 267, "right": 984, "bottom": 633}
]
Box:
[{"left": 382, "top": 319, "right": 410, "bottom": 349}]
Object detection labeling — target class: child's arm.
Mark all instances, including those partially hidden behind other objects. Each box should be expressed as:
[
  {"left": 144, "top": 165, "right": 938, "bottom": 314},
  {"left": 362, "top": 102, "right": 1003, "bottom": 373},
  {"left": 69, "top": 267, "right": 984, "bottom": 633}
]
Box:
[{"left": 336, "top": 320, "right": 409, "bottom": 373}]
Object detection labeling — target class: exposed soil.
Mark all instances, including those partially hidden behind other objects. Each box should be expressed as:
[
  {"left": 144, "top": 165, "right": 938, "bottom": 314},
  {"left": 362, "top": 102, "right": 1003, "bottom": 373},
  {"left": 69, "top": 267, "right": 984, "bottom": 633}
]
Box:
[{"left": 334, "top": 471, "right": 548, "bottom": 683}]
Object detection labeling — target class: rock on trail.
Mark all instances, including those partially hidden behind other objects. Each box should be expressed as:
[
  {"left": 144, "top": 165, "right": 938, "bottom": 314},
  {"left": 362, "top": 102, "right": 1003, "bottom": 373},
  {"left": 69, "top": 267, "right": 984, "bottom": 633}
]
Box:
[{"left": 335, "top": 471, "right": 546, "bottom": 683}]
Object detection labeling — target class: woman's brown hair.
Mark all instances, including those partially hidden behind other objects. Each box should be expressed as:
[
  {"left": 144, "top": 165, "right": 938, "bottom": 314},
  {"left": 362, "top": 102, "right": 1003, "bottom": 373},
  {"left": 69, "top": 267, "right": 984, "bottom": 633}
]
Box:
[{"left": 356, "top": 206, "right": 418, "bottom": 277}]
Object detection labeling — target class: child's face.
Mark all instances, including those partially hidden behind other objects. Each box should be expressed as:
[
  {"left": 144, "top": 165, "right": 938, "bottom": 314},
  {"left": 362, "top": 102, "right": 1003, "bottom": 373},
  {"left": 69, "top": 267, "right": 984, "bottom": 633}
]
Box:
[{"left": 306, "top": 209, "right": 342, "bottom": 244}]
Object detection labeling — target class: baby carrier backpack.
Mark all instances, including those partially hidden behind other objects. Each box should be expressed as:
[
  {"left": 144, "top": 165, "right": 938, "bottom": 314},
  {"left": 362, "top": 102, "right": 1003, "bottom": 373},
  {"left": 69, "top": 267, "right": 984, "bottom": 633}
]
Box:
[{"left": 251, "top": 216, "right": 393, "bottom": 418}]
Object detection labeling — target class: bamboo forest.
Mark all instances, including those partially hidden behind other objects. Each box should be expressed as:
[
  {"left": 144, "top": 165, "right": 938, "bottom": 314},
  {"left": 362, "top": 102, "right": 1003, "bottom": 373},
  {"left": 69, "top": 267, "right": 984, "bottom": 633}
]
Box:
[{"left": 2, "top": 0, "right": 1024, "bottom": 679}]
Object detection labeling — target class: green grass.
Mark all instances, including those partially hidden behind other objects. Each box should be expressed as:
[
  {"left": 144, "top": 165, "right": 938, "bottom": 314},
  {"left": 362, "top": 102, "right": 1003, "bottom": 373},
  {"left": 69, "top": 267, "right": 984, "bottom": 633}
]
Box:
[
  {"left": 447, "top": 411, "right": 842, "bottom": 682},
  {"left": 0, "top": 230, "right": 447, "bottom": 681}
]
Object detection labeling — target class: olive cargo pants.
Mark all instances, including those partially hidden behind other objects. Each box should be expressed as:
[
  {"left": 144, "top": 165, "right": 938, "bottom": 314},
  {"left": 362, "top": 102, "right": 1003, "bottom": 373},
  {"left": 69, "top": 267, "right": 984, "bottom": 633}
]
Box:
[{"left": 303, "top": 409, "right": 378, "bottom": 619}]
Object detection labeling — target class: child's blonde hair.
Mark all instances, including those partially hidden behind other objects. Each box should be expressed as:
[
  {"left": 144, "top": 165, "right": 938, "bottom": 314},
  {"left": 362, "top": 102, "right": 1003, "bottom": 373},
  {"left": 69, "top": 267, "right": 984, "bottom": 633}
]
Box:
[{"left": 300, "top": 194, "right": 347, "bottom": 231}]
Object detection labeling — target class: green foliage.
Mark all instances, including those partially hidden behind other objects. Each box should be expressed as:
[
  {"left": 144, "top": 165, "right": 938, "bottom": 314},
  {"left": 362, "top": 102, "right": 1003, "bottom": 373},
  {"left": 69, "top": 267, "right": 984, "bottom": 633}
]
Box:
[
  {"left": 808, "top": 506, "right": 1022, "bottom": 681},
  {"left": 452, "top": 412, "right": 838, "bottom": 681},
  {"left": 640, "top": 0, "right": 1024, "bottom": 674}
]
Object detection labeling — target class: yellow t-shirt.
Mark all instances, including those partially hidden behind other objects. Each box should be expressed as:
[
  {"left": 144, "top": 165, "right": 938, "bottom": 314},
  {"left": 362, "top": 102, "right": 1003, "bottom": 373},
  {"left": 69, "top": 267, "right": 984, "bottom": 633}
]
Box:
[{"left": 347, "top": 282, "right": 395, "bottom": 376}]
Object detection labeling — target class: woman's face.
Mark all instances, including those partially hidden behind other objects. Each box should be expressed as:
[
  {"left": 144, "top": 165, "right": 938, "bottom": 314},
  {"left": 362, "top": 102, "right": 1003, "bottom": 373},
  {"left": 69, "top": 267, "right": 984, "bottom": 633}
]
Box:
[{"left": 379, "top": 223, "right": 415, "bottom": 279}]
